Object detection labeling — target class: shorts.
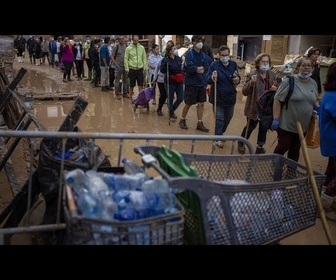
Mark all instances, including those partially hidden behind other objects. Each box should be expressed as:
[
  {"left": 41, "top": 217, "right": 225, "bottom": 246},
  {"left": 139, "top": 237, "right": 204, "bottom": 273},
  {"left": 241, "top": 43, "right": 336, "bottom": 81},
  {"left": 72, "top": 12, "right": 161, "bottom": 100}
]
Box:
[
  {"left": 184, "top": 84, "right": 206, "bottom": 105},
  {"left": 128, "top": 68, "right": 144, "bottom": 87}
]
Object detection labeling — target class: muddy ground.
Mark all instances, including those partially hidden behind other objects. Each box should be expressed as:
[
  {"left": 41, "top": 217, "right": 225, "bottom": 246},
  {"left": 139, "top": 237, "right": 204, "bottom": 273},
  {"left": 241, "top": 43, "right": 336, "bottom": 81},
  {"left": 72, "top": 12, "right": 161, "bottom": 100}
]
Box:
[{"left": 0, "top": 55, "right": 335, "bottom": 245}]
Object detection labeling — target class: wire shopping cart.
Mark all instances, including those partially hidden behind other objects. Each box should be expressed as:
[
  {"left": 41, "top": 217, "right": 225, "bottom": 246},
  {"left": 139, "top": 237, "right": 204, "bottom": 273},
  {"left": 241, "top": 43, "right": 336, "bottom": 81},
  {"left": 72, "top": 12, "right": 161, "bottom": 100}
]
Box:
[{"left": 134, "top": 144, "right": 326, "bottom": 245}]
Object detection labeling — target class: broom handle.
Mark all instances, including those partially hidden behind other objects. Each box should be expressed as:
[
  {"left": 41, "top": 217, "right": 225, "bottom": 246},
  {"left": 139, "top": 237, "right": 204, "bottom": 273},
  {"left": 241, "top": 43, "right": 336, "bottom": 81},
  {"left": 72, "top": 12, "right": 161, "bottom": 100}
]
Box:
[
  {"left": 213, "top": 77, "right": 217, "bottom": 119},
  {"left": 296, "top": 121, "right": 334, "bottom": 245}
]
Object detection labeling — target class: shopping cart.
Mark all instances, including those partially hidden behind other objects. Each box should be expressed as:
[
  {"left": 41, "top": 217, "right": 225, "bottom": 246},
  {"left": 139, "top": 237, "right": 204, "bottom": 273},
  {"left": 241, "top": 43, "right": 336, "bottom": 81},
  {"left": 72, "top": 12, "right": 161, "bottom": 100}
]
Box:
[
  {"left": 0, "top": 130, "right": 260, "bottom": 245},
  {"left": 134, "top": 145, "right": 326, "bottom": 245}
]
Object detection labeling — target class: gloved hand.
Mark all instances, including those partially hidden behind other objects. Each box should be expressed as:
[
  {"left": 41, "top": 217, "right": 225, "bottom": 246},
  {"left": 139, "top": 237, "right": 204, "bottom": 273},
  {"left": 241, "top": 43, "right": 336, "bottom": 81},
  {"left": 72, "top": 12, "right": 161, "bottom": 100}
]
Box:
[
  {"left": 271, "top": 119, "right": 280, "bottom": 131},
  {"left": 313, "top": 104, "right": 320, "bottom": 116}
]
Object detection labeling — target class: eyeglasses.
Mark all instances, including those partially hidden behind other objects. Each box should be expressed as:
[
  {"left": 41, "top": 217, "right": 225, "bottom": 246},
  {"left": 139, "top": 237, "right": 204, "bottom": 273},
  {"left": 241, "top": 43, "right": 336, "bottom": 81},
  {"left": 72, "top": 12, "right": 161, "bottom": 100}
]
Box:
[
  {"left": 260, "top": 60, "right": 269, "bottom": 64},
  {"left": 301, "top": 64, "right": 312, "bottom": 68}
]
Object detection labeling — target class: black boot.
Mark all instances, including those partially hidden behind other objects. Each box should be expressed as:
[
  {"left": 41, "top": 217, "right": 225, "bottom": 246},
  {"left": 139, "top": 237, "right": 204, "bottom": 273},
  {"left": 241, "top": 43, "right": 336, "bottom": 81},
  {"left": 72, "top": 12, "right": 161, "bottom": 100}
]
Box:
[
  {"left": 169, "top": 110, "right": 177, "bottom": 120},
  {"left": 157, "top": 108, "right": 163, "bottom": 116}
]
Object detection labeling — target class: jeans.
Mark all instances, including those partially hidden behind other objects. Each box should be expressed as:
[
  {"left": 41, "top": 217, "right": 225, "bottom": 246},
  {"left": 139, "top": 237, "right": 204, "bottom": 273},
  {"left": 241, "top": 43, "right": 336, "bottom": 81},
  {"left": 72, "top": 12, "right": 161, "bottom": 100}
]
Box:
[
  {"left": 165, "top": 83, "right": 184, "bottom": 111},
  {"left": 215, "top": 105, "right": 235, "bottom": 135}
]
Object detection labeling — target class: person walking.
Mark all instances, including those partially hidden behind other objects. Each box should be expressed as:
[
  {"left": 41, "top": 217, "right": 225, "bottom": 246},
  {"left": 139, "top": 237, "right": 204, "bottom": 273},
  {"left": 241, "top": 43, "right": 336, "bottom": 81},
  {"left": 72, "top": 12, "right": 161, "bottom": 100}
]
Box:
[
  {"left": 60, "top": 37, "right": 74, "bottom": 82},
  {"left": 178, "top": 35, "right": 211, "bottom": 132},
  {"left": 111, "top": 35, "right": 129, "bottom": 99},
  {"left": 88, "top": 39, "right": 101, "bottom": 88},
  {"left": 83, "top": 35, "right": 93, "bottom": 81},
  {"left": 271, "top": 56, "right": 320, "bottom": 162},
  {"left": 124, "top": 35, "right": 148, "bottom": 102},
  {"left": 206, "top": 45, "right": 241, "bottom": 147},
  {"left": 147, "top": 43, "right": 162, "bottom": 105},
  {"left": 238, "top": 53, "right": 278, "bottom": 153},
  {"left": 160, "top": 44, "right": 184, "bottom": 122},
  {"left": 319, "top": 61, "right": 336, "bottom": 220},
  {"left": 99, "top": 37, "right": 112, "bottom": 92},
  {"left": 14, "top": 35, "right": 26, "bottom": 63},
  {"left": 307, "top": 47, "right": 322, "bottom": 97},
  {"left": 153, "top": 57, "right": 167, "bottom": 116}
]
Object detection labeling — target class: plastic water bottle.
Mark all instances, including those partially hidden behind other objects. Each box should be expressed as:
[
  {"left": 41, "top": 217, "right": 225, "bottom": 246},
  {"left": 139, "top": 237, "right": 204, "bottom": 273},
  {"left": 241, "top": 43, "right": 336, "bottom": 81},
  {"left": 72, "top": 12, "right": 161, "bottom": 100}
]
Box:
[
  {"left": 114, "top": 207, "right": 146, "bottom": 220},
  {"left": 98, "top": 190, "right": 118, "bottom": 221},
  {"left": 128, "top": 190, "right": 159, "bottom": 218},
  {"left": 141, "top": 179, "right": 177, "bottom": 215},
  {"left": 76, "top": 188, "right": 100, "bottom": 218},
  {"left": 100, "top": 173, "right": 145, "bottom": 191},
  {"left": 85, "top": 169, "right": 109, "bottom": 199},
  {"left": 64, "top": 168, "right": 86, "bottom": 188},
  {"left": 122, "top": 158, "right": 151, "bottom": 182},
  {"left": 112, "top": 189, "right": 131, "bottom": 209},
  {"left": 122, "top": 158, "right": 147, "bottom": 176}
]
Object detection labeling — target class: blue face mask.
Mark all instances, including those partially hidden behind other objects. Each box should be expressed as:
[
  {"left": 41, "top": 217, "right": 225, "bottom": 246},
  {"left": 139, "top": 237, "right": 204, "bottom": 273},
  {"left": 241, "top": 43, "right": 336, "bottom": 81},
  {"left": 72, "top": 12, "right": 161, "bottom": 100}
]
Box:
[
  {"left": 259, "top": 64, "right": 269, "bottom": 71},
  {"left": 298, "top": 72, "right": 312, "bottom": 79}
]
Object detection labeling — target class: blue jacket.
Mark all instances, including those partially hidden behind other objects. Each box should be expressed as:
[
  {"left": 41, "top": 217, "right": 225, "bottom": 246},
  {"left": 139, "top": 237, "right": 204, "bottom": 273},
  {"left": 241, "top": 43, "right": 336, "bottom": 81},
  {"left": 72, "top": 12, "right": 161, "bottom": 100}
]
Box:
[
  {"left": 183, "top": 49, "right": 211, "bottom": 88},
  {"left": 205, "top": 59, "right": 240, "bottom": 106},
  {"left": 319, "top": 90, "right": 336, "bottom": 157},
  {"left": 160, "top": 55, "right": 183, "bottom": 85}
]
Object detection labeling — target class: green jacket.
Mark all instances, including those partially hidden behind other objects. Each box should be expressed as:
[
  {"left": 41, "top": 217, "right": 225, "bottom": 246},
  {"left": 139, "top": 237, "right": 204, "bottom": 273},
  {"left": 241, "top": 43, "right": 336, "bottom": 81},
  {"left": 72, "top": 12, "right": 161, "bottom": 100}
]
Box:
[{"left": 124, "top": 43, "right": 147, "bottom": 72}]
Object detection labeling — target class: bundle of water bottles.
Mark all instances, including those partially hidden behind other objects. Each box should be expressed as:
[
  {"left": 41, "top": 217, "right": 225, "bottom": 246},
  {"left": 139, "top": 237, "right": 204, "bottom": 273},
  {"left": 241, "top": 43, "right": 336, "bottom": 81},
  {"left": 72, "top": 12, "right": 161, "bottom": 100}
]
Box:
[{"left": 63, "top": 158, "right": 184, "bottom": 245}]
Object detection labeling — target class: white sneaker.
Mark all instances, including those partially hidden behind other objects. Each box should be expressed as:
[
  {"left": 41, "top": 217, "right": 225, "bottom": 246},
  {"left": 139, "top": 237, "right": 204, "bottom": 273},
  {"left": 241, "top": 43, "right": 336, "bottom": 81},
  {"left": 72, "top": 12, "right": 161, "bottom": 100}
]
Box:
[{"left": 215, "top": 140, "right": 224, "bottom": 148}]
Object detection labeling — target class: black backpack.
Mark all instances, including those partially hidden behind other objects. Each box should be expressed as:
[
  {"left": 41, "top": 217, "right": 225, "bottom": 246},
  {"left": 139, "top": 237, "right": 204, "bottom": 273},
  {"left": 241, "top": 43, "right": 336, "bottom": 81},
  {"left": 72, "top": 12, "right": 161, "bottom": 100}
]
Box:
[
  {"left": 256, "top": 75, "right": 294, "bottom": 128},
  {"left": 257, "top": 75, "right": 294, "bottom": 115}
]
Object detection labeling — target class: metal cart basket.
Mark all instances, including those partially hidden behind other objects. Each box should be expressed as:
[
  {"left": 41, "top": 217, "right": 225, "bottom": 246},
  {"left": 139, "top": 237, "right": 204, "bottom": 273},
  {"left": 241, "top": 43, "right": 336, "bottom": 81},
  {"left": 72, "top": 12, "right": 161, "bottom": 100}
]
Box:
[
  {"left": 63, "top": 167, "right": 185, "bottom": 245},
  {"left": 134, "top": 145, "right": 326, "bottom": 245}
]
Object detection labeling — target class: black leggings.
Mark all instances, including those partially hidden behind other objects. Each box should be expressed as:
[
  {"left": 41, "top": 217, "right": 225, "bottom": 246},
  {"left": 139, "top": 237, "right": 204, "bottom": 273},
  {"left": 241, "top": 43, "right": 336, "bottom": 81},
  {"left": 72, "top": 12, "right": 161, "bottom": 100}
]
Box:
[{"left": 63, "top": 61, "right": 73, "bottom": 80}]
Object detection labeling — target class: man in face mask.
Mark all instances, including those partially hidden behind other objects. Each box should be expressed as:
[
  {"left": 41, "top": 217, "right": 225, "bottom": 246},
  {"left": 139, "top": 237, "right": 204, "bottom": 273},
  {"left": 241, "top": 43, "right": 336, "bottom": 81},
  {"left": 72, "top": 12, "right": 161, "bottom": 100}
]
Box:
[
  {"left": 83, "top": 35, "right": 93, "bottom": 80},
  {"left": 237, "top": 53, "right": 277, "bottom": 154},
  {"left": 204, "top": 45, "right": 241, "bottom": 148},
  {"left": 178, "top": 35, "right": 212, "bottom": 132}
]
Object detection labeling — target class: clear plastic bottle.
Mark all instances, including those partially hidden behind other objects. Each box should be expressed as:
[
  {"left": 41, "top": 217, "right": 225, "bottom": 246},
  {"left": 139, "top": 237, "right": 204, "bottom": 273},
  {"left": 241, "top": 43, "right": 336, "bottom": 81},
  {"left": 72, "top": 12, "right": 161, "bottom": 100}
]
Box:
[
  {"left": 64, "top": 168, "right": 86, "bottom": 188},
  {"left": 98, "top": 190, "right": 118, "bottom": 221},
  {"left": 141, "top": 179, "right": 177, "bottom": 215},
  {"left": 76, "top": 188, "right": 100, "bottom": 218},
  {"left": 100, "top": 173, "right": 144, "bottom": 191},
  {"left": 122, "top": 158, "right": 147, "bottom": 176},
  {"left": 128, "top": 190, "right": 159, "bottom": 218},
  {"left": 85, "top": 169, "right": 109, "bottom": 199}
]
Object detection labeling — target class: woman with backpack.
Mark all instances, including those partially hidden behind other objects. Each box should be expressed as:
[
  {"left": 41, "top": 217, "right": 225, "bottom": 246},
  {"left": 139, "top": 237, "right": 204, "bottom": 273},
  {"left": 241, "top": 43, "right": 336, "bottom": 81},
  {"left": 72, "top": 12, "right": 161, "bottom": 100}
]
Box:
[
  {"left": 271, "top": 56, "right": 320, "bottom": 162},
  {"left": 238, "top": 53, "right": 278, "bottom": 154}
]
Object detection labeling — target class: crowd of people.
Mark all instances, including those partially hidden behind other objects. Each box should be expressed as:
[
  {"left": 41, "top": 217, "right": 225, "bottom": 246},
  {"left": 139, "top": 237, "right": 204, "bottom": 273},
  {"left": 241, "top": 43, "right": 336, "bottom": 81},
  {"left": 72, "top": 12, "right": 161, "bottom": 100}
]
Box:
[{"left": 14, "top": 35, "right": 336, "bottom": 220}]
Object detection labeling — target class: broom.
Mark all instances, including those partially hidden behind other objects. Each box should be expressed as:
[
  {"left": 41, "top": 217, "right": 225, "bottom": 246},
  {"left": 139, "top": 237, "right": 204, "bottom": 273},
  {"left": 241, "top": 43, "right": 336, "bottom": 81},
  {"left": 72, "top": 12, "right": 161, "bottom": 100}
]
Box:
[{"left": 296, "top": 121, "right": 334, "bottom": 245}]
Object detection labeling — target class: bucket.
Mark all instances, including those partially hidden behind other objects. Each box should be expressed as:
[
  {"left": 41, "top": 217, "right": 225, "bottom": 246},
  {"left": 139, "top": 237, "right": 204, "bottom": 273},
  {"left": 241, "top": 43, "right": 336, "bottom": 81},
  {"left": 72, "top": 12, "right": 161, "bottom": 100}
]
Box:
[
  {"left": 24, "top": 97, "right": 34, "bottom": 110},
  {"left": 321, "top": 191, "right": 335, "bottom": 210}
]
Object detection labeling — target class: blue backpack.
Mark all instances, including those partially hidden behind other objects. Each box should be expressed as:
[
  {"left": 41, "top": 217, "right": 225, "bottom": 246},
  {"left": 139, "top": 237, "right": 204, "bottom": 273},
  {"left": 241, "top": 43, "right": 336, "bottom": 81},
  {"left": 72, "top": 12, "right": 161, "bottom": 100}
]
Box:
[{"left": 182, "top": 49, "right": 206, "bottom": 73}]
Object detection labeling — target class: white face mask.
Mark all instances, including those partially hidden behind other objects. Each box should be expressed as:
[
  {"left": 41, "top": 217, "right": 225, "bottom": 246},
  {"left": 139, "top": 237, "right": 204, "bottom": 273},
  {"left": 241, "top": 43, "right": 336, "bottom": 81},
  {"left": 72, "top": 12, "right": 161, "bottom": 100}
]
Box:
[
  {"left": 195, "top": 42, "right": 203, "bottom": 49},
  {"left": 259, "top": 64, "right": 270, "bottom": 71},
  {"left": 220, "top": 56, "right": 230, "bottom": 64},
  {"left": 173, "top": 50, "right": 179, "bottom": 56}
]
